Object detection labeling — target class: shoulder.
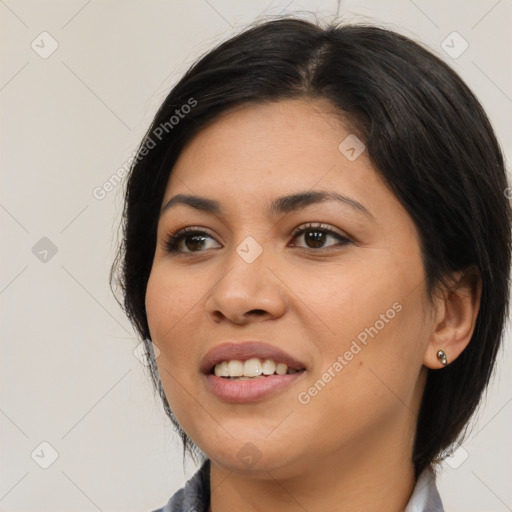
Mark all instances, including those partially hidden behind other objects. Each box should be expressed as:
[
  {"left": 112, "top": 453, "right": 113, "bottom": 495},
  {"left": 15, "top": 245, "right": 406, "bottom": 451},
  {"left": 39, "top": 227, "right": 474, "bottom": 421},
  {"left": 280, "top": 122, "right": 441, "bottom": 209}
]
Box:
[{"left": 150, "top": 459, "right": 210, "bottom": 512}]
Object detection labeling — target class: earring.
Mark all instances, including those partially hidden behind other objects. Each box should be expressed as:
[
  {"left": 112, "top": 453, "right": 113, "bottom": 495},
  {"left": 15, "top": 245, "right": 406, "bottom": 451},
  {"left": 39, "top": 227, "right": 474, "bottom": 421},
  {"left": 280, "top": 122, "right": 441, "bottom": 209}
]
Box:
[{"left": 437, "top": 350, "right": 448, "bottom": 366}]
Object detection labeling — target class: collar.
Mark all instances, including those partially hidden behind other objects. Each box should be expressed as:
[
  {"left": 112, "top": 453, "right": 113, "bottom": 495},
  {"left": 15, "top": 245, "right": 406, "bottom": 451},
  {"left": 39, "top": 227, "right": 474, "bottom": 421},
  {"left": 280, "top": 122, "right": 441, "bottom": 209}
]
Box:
[{"left": 404, "top": 466, "right": 444, "bottom": 512}]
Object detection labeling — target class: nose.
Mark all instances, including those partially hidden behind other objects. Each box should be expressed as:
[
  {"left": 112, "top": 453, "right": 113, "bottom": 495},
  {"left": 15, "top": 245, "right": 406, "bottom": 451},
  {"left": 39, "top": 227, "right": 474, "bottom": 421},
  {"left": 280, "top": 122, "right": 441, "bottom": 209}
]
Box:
[{"left": 205, "top": 243, "right": 288, "bottom": 325}]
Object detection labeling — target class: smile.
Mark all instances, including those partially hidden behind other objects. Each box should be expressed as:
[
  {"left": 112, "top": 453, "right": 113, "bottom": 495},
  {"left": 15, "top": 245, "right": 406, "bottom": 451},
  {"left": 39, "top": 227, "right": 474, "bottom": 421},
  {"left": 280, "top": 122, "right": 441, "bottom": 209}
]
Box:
[{"left": 204, "top": 369, "right": 306, "bottom": 403}]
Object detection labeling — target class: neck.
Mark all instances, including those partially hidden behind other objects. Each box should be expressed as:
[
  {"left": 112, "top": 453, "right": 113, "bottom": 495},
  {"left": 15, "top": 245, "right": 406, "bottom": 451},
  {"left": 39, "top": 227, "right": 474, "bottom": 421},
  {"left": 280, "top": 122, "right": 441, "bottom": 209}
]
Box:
[{"left": 208, "top": 419, "right": 417, "bottom": 512}]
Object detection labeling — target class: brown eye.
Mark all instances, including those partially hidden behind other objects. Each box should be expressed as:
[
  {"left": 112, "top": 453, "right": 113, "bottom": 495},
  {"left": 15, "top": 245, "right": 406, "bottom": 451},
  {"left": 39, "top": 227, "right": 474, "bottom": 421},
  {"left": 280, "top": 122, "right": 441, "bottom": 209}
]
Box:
[
  {"left": 164, "top": 228, "right": 220, "bottom": 254},
  {"left": 290, "top": 223, "right": 351, "bottom": 250}
]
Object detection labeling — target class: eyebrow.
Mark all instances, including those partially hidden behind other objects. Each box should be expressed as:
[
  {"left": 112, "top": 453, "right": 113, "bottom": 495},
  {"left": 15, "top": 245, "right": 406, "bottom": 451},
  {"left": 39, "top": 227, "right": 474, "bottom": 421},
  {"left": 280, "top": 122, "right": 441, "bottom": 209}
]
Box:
[{"left": 160, "top": 190, "right": 375, "bottom": 220}]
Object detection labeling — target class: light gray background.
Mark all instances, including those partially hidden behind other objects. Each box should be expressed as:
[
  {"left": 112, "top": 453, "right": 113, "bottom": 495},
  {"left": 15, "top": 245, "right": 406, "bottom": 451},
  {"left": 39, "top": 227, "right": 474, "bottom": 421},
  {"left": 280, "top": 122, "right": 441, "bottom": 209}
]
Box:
[{"left": 1, "top": 1, "right": 511, "bottom": 511}]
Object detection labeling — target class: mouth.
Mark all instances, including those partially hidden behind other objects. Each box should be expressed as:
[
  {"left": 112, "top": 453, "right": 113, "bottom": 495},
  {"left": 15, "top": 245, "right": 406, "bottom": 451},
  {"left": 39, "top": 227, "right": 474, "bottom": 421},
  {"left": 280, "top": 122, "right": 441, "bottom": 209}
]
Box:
[
  {"left": 204, "top": 369, "right": 307, "bottom": 403},
  {"left": 209, "top": 357, "right": 306, "bottom": 380},
  {"left": 201, "top": 341, "right": 308, "bottom": 403}
]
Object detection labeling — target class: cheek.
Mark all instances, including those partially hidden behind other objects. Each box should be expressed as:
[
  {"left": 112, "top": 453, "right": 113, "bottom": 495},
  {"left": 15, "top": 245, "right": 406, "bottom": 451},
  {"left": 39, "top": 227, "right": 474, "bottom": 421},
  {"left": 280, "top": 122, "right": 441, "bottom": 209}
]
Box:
[
  {"left": 145, "top": 274, "right": 171, "bottom": 345},
  {"left": 144, "top": 266, "right": 201, "bottom": 388},
  {"left": 145, "top": 268, "right": 201, "bottom": 421},
  {"left": 294, "top": 304, "right": 426, "bottom": 454},
  {"left": 287, "top": 259, "right": 411, "bottom": 353},
  {"left": 325, "top": 294, "right": 426, "bottom": 410},
  {"left": 293, "top": 258, "right": 428, "bottom": 404},
  {"left": 145, "top": 265, "right": 198, "bottom": 342}
]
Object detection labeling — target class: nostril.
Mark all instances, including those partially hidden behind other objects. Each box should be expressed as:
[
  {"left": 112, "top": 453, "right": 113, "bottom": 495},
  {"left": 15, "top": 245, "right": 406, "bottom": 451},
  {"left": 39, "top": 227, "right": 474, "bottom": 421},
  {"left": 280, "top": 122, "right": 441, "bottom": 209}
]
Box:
[{"left": 248, "top": 309, "right": 266, "bottom": 316}]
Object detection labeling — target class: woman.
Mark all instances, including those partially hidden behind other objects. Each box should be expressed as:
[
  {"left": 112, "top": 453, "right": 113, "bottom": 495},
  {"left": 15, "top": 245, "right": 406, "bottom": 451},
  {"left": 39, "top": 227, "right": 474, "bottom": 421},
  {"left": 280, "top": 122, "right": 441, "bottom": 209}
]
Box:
[{"left": 110, "top": 17, "right": 511, "bottom": 512}]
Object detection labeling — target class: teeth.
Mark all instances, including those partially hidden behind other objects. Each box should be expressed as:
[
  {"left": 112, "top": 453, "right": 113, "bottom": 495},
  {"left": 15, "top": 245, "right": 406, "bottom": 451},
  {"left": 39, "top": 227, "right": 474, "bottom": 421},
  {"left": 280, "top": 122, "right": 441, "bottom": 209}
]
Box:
[
  {"left": 261, "top": 359, "right": 276, "bottom": 375},
  {"left": 276, "top": 363, "right": 288, "bottom": 375},
  {"left": 214, "top": 361, "right": 229, "bottom": 377},
  {"left": 213, "top": 358, "right": 301, "bottom": 378},
  {"left": 243, "top": 358, "right": 263, "bottom": 377},
  {"left": 227, "top": 360, "right": 244, "bottom": 377}
]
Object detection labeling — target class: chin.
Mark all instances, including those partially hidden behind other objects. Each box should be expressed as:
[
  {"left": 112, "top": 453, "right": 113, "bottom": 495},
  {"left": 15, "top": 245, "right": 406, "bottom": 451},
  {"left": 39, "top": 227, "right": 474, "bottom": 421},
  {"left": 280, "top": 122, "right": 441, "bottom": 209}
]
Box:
[{"left": 197, "top": 432, "right": 306, "bottom": 478}]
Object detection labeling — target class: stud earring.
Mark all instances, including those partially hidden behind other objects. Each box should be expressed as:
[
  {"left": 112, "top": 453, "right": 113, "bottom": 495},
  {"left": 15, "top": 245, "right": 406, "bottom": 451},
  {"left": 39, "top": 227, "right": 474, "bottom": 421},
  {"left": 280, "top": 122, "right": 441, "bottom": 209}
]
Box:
[{"left": 437, "top": 350, "right": 448, "bottom": 366}]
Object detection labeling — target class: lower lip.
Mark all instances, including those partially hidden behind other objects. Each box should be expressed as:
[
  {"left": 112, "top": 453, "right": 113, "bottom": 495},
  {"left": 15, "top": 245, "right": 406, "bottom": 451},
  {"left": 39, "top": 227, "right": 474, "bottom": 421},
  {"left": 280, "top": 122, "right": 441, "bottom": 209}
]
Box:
[{"left": 204, "top": 372, "right": 305, "bottom": 403}]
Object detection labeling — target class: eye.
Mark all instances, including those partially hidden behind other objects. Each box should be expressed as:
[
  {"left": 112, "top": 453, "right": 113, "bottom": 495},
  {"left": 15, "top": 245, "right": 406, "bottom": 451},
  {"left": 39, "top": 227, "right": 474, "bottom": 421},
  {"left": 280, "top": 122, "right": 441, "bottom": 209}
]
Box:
[
  {"left": 163, "top": 227, "right": 220, "bottom": 254},
  {"left": 162, "top": 222, "right": 352, "bottom": 255},
  {"left": 289, "top": 222, "right": 351, "bottom": 250}
]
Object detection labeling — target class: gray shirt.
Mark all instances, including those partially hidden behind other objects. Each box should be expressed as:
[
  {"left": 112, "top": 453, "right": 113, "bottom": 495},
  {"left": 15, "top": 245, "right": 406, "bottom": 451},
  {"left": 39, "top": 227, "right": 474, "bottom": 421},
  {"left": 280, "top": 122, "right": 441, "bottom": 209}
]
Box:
[{"left": 151, "top": 459, "right": 444, "bottom": 512}]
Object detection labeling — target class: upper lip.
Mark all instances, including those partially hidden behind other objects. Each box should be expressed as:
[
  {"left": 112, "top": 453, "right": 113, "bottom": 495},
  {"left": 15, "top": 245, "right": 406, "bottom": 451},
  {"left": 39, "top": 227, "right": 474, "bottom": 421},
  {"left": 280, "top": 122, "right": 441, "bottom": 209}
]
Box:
[{"left": 200, "top": 341, "right": 307, "bottom": 374}]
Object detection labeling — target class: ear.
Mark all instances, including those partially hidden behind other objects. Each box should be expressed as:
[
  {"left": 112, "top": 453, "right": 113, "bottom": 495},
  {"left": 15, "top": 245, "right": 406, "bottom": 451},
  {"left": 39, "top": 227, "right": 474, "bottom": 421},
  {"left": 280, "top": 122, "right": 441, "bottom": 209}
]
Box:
[{"left": 424, "top": 266, "right": 482, "bottom": 369}]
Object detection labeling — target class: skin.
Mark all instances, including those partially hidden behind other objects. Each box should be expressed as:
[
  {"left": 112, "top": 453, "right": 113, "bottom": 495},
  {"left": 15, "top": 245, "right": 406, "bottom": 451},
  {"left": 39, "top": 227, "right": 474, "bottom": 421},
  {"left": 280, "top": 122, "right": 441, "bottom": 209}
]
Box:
[{"left": 145, "top": 98, "right": 481, "bottom": 512}]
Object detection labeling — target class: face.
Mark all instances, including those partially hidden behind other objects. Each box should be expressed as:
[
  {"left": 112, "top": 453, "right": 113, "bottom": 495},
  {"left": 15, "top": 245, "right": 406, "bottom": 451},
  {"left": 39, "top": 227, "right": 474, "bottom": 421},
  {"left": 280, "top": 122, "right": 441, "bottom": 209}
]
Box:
[{"left": 145, "top": 99, "right": 433, "bottom": 478}]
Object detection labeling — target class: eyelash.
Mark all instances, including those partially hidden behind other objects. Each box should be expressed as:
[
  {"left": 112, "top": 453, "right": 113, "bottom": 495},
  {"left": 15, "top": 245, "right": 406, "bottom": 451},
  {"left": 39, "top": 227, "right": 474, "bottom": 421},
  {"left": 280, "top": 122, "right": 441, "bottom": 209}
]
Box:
[{"left": 163, "top": 223, "right": 352, "bottom": 255}]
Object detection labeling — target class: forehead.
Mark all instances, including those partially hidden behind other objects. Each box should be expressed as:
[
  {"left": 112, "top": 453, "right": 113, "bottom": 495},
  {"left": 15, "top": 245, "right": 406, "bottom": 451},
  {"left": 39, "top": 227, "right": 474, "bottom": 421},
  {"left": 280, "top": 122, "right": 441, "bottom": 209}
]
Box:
[
  {"left": 180, "top": 99, "right": 349, "bottom": 156},
  {"left": 167, "top": 100, "right": 368, "bottom": 187},
  {"left": 161, "top": 99, "right": 400, "bottom": 226}
]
